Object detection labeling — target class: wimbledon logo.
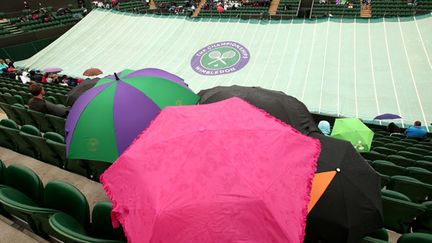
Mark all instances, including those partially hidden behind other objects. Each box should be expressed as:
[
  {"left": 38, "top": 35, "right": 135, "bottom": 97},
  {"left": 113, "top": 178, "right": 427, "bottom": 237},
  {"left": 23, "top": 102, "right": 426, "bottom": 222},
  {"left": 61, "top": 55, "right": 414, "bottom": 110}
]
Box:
[{"left": 191, "top": 41, "right": 250, "bottom": 76}]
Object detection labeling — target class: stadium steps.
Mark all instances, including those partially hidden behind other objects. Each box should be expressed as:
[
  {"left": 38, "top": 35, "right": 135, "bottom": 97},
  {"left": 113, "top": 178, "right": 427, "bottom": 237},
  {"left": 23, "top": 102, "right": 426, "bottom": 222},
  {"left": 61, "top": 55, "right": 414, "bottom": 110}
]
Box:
[
  {"left": 269, "top": 0, "right": 282, "bottom": 15},
  {"left": 361, "top": 4, "right": 372, "bottom": 17},
  {"left": 193, "top": 0, "right": 208, "bottom": 17}
]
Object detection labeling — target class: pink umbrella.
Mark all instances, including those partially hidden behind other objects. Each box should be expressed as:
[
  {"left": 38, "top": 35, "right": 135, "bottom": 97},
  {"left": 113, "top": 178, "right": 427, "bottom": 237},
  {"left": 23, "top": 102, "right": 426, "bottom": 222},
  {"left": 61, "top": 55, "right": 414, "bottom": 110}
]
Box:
[{"left": 101, "top": 97, "right": 321, "bottom": 243}]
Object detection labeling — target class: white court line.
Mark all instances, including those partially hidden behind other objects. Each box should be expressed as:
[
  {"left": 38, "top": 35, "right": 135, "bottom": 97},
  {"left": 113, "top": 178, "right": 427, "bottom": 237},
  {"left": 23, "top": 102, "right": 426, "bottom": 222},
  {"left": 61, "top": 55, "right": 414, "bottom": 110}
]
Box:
[
  {"left": 336, "top": 18, "right": 342, "bottom": 116},
  {"left": 301, "top": 19, "right": 318, "bottom": 101},
  {"left": 270, "top": 18, "right": 294, "bottom": 90},
  {"left": 368, "top": 19, "right": 381, "bottom": 125},
  {"left": 354, "top": 18, "right": 358, "bottom": 117},
  {"left": 414, "top": 16, "right": 432, "bottom": 71},
  {"left": 284, "top": 18, "right": 306, "bottom": 94},
  {"left": 257, "top": 18, "right": 283, "bottom": 89},
  {"left": 241, "top": 20, "right": 272, "bottom": 87},
  {"left": 397, "top": 17, "right": 429, "bottom": 131},
  {"left": 224, "top": 18, "right": 253, "bottom": 87},
  {"left": 318, "top": 18, "right": 331, "bottom": 113},
  {"left": 383, "top": 18, "right": 404, "bottom": 127}
]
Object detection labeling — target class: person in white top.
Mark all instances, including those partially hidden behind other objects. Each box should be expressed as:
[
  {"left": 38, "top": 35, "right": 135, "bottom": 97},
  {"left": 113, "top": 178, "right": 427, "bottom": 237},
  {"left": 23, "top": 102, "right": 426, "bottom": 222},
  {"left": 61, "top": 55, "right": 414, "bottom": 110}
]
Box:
[{"left": 20, "top": 71, "right": 31, "bottom": 84}]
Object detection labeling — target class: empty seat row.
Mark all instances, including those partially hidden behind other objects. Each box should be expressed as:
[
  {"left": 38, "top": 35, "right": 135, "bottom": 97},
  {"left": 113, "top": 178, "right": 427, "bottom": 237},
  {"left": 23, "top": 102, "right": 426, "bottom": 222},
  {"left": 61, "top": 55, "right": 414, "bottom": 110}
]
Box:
[
  {"left": 0, "top": 103, "right": 65, "bottom": 135},
  {"left": 0, "top": 118, "right": 110, "bottom": 181},
  {"left": 0, "top": 162, "right": 126, "bottom": 242},
  {"left": 371, "top": 160, "right": 432, "bottom": 184}
]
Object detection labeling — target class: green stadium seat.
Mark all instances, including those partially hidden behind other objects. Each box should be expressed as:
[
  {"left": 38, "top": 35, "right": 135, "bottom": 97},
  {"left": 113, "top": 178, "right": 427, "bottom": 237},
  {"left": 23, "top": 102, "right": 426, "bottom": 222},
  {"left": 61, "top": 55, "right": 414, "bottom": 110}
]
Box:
[
  {"left": 363, "top": 151, "right": 387, "bottom": 161},
  {"left": 372, "top": 160, "right": 405, "bottom": 176},
  {"left": 378, "top": 172, "right": 391, "bottom": 188},
  {"left": 405, "top": 167, "right": 432, "bottom": 184},
  {"left": 38, "top": 180, "right": 90, "bottom": 236},
  {"left": 413, "top": 202, "right": 432, "bottom": 234},
  {"left": 397, "top": 232, "right": 432, "bottom": 243},
  {"left": 413, "top": 144, "right": 432, "bottom": 150},
  {"left": 45, "top": 114, "right": 65, "bottom": 136},
  {"left": 19, "top": 125, "right": 63, "bottom": 167},
  {"left": 387, "top": 155, "right": 416, "bottom": 168},
  {"left": 393, "top": 141, "right": 415, "bottom": 147},
  {"left": 49, "top": 201, "right": 126, "bottom": 243},
  {"left": 46, "top": 96, "right": 58, "bottom": 104},
  {"left": 423, "top": 156, "right": 432, "bottom": 163},
  {"left": 0, "top": 102, "right": 22, "bottom": 125},
  {"left": 403, "top": 138, "right": 420, "bottom": 144},
  {"left": 11, "top": 104, "right": 36, "bottom": 126},
  {"left": 372, "top": 140, "right": 386, "bottom": 148},
  {"left": 0, "top": 119, "right": 36, "bottom": 156},
  {"left": 384, "top": 143, "right": 406, "bottom": 151},
  {"left": 27, "top": 109, "right": 55, "bottom": 132},
  {"left": 0, "top": 164, "right": 45, "bottom": 233},
  {"left": 374, "top": 147, "right": 398, "bottom": 156},
  {"left": 1, "top": 93, "right": 17, "bottom": 105},
  {"left": 12, "top": 95, "right": 24, "bottom": 105},
  {"left": 405, "top": 147, "right": 431, "bottom": 156},
  {"left": 397, "top": 151, "right": 424, "bottom": 161},
  {"left": 0, "top": 119, "right": 15, "bottom": 150},
  {"left": 44, "top": 136, "right": 90, "bottom": 178},
  {"left": 415, "top": 161, "right": 432, "bottom": 172},
  {"left": 382, "top": 194, "right": 426, "bottom": 233},
  {"left": 388, "top": 175, "right": 432, "bottom": 203}
]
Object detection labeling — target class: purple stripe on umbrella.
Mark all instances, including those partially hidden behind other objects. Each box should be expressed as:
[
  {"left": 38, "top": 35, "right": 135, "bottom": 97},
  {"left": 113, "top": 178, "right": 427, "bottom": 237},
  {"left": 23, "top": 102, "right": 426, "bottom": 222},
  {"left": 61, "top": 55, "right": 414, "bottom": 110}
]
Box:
[
  {"left": 66, "top": 82, "right": 113, "bottom": 154},
  {"left": 124, "top": 68, "right": 190, "bottom": 90},
  {"left": 113, "top": 80, "right": 161, "bottom": 154}
]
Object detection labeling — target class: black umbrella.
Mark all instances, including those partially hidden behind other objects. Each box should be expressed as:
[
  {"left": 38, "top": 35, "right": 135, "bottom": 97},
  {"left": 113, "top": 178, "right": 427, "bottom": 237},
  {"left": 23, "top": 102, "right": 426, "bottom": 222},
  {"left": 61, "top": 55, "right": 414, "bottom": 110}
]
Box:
[
  {"left": 198, "top": 85, "right": 383, "bottom": 242},
  {"left": 198, "top": 85, "right": 319, "bottom": 135},
  {"left": 305, "top": 133, "right": 383, "bottom": 243},
  {"left": 66, "top": 78, "right": 99, "bottom": 107}
]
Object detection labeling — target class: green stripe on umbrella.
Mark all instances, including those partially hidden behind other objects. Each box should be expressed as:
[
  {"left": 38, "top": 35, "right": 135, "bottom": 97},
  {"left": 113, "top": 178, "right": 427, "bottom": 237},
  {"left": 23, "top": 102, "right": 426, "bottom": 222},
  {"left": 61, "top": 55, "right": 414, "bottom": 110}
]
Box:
[{"left": 68, "top": 82, "right": 119, "bottom": 162}]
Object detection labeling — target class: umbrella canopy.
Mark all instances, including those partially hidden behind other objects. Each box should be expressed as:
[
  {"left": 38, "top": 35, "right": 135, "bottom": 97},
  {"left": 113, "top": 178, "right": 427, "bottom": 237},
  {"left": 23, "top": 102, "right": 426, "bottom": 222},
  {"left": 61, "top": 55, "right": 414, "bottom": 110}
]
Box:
[
  {"left": 331, "top": 118, "right": 374, "bottom": 152},
  {"left": 101, "top": 97, "right": 321, "bottom": 243},
  {"left": 374, "top": 113, "right": 402, "bottom": 120},
  {"left": 198, "top": 85, "right": 319, "bottom": 135},
  {"left": 66, "top": 68, "right": 199, "bottom": 163},
  {"left": 44, "top": 67, "right": 63, "bottom": 73},
  {"left": 305, "top": 133, "right": 383, "bottom": 243},
  {"left": 83, "top": 68, "right": 103, "bottom": 76},
  {"left": 66, "top": 78, "right": 100, "bottom": 107},
  {"left": 199, "top": 86, "right": 382, "bottom": 242}
]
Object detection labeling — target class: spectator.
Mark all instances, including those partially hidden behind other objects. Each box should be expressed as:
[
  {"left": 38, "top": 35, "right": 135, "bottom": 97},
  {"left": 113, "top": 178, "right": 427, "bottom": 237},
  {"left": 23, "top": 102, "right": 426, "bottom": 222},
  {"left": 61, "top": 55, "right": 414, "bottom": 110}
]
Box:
[
  {"left": 28, "top": 84, "right": 69, "bottom": 117},
  {"left": 5, "top": 59, "right": 14, "bottom": 69},
  {"left": 405, "top": 121, "right": 427, "bottom": 139},
  {"left": 59, "top": 75, "right": 69, "bottom": 86},
  {"left": 77, "top": 0, "right": 84, "bottom": 8},
  {"left": 0, "top": 59, "right": 8, "bottom": 75},
  {"left": 387, "top": 122, "right": 402, "bottom": 134},
  {"left": 24, "top": 1, "right": 30, "bottom": 9},
  {"left": 318, "top": 120, "right": 331, "bottom": 136},
  {"left": 20, "top": 71, "right": 31, "bottom": 84}
]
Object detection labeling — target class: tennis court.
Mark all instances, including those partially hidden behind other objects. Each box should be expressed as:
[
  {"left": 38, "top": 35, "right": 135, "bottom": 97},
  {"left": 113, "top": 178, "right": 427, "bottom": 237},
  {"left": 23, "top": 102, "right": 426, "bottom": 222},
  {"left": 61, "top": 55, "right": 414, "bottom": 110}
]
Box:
[{"left": 17, "top": 10, "right": 432, "bottom": 129}]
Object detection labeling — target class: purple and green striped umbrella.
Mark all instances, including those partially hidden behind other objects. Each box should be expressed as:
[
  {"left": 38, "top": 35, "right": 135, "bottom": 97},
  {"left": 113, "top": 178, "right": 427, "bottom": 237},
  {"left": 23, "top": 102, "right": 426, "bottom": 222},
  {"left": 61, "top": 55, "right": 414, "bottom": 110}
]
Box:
[{"left": 65, "top": 68, "right": 199, "bottom": 163}]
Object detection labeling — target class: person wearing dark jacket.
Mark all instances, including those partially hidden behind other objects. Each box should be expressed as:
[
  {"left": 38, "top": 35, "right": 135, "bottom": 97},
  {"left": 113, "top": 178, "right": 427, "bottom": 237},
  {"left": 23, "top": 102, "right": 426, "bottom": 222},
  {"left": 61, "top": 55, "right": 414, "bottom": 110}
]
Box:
[{"left": 28, "top": 84, "right": 69, "bottom": 117}]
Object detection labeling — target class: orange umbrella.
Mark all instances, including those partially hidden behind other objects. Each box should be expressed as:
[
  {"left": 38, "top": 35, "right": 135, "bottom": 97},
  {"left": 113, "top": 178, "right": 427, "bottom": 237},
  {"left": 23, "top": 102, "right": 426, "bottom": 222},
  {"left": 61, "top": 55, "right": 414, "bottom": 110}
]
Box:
[{"left": 83, "top": 68, "right": 103, "bottom": 76}]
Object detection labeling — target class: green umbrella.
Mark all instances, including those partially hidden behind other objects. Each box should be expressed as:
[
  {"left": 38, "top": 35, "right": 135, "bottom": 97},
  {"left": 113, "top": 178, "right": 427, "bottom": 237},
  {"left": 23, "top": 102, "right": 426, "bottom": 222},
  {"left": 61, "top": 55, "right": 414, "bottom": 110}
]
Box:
[{"left": 330, "top": 118, "right": 374, "bottom": 153}]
